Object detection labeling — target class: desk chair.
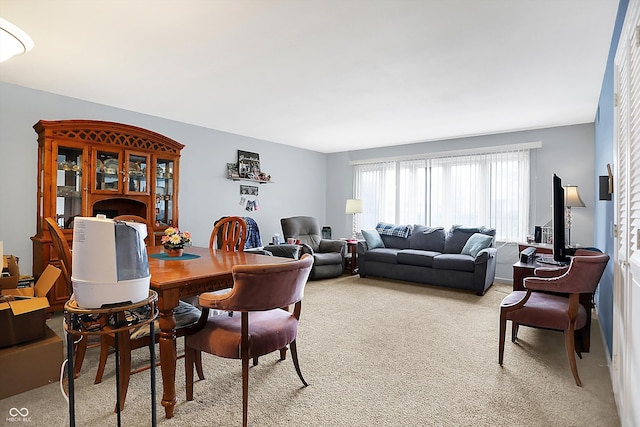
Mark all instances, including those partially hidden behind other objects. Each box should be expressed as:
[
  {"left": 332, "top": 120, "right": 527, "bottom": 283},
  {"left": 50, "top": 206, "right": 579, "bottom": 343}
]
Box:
[
  {"left": 185, "top": 254, "right": 314, "bottom": 427},
  {"left": 498, "top": 249, "right": 609, "bottom": 386}
]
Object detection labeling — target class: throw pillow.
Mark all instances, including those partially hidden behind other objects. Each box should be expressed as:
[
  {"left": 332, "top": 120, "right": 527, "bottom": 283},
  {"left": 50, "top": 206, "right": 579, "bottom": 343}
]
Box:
[
  {"left": 461, "top": 233, "right": 494, "bottom": 257},
  {"left": 361, "top": 229, "right": 385, "bottom": 249}
]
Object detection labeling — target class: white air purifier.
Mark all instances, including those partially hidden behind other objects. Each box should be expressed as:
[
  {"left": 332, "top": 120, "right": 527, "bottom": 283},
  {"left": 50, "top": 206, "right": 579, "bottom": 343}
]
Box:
[{"left": 71, "top": 216, "right": 150, "bottom": 308}]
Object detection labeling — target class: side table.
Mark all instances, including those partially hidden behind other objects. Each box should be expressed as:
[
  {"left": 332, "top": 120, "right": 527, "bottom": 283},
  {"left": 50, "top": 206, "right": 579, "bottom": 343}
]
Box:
[
  {"left": 64, "top": 290, "right": 158, "bottom": 427},
  {"left": 345, "top": 240, "right": 359, "bottom": 274}
]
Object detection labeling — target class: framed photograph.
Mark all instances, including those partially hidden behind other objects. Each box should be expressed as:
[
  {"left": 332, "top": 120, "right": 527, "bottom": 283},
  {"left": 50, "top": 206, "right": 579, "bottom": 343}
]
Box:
[
  {"left": 226, "top": 163, "right": 239, "bottom": 179},
  {"left": 237, "top": 150, "right": 260, "bottom": 179},
  {"left": 240, "top": 185, "right": 259, "bottom": 196}
]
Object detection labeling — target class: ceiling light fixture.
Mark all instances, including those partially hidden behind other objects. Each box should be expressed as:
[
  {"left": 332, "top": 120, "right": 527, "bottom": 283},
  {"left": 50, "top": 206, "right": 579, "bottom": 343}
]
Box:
[{"left": 0, "top": 18, "right": 34, "bottom": 63}]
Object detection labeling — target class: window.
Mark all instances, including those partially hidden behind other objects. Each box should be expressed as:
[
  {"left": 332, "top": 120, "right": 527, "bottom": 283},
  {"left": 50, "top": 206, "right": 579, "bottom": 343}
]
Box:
[{"left": 354, "top": 148, "right": 530, "bottom": 242}]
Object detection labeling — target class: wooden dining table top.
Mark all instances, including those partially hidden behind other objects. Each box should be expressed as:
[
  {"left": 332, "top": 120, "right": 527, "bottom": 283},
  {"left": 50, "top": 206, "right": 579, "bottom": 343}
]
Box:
[{"left": 146, "top": 245, "right": 291, "bottom": 291}]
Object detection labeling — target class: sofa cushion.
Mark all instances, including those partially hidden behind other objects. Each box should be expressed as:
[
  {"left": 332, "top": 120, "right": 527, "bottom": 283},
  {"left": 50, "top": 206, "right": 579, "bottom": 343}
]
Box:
[
  {"left": 397, "top": 249, "right": 441, "bottom": 267},
  {"left": 364, "top": 248, "right": 400, "bottom": 264},
  {"left": 380, "top": 234, "right": 410, "bottom": 249},
  {"left": 444, "top": 226, "right": 496, "bottom": 254},
  {"left": 361, "top": 229, "right": 385, "bottom": 249},
  {"left": 409, "top": 225, "right": 445, "bottom": 252},
  {"left": 461, "top": 233, "right": 494, "bottom": 257},
  {"left": 432, "top": 254, "right": 476, "bottom": 272},
  {"left": 376, "top": 222, "right": 412, "bottom": 238}
]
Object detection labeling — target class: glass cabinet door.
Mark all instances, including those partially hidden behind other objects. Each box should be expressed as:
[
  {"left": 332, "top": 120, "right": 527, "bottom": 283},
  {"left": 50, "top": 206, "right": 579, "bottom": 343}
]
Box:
[
  {"left": 56, "top": 146, "right": 83, "bottom": 229},
  {"left": 155, "top": 159, "right": 174, "bottom": 226},
  {"left": 126, "top": 151, "right": 149, "bottom": 194},
  {"left": 95, "top": 150, "right": 121, "bottom": 192}
]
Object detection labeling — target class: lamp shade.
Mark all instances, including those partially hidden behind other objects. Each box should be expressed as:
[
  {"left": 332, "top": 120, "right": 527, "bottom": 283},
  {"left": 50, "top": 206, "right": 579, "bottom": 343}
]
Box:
[
  {"left": 564, "top": 185, "right": 585, "bottom": 208},
  {"left": 345, "top": 199, "right": 363, "bottom": 214},
  {"left": 0, "top": 18, "right": 34, "bottom": 62}
]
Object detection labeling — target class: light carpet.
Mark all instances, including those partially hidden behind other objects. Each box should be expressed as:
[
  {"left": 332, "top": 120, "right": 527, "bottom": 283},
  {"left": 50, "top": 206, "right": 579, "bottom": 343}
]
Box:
[{"left": 0, "top": 276, "right": 619, "bottom": 426}]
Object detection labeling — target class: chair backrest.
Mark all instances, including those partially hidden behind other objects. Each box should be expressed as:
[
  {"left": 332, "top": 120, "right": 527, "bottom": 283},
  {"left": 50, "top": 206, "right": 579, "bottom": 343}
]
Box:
[
  {"left": 529, "top": 249, "right": 609, "bottom": 294},
  {"left": 210, "top": 216, "right": 247, "bottom": 251},
  {"left": 45, "top": 217, "right": 73, "bottom": 294},
  {"left": 113, "top": 214, "right": 155, "bottom": 246},
  {"left": 212, "top": 254, "right": 314, "bottom": 312},
  {"left": 280, "top": 216, "right": 322, "bottom": 251}
]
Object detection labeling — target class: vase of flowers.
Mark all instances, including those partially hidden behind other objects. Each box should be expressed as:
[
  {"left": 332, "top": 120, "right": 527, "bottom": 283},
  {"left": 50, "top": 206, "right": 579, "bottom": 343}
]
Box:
[{"left": 161, "top": 227, "right": 192, "bottom": 257}]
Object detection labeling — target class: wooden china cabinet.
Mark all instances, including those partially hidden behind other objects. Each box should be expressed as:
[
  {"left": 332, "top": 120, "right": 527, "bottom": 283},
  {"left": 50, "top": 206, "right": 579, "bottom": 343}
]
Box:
[{"left": 31, "top": 120, "right": 184, "bottom": 311}]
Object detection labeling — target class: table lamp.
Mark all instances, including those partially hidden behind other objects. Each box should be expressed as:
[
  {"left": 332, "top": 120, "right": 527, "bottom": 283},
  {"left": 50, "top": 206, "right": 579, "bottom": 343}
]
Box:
[
  {"left": 564, "top": 185, "right": 585, "bottom": 245},
  {"left": 345, "top": 199, "right": 363, "bottom": 239}
]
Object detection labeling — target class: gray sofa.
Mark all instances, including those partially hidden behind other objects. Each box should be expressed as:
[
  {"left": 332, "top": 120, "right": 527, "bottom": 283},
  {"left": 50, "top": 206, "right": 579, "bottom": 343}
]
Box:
[{"left": 358, "top": 224, "right": 497, "bottom": 295}]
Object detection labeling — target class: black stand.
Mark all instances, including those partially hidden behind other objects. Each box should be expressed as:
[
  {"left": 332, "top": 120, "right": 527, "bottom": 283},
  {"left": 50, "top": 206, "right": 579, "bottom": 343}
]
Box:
[{"left": 64, "top": 290, "right": 158, "bottom": 427}]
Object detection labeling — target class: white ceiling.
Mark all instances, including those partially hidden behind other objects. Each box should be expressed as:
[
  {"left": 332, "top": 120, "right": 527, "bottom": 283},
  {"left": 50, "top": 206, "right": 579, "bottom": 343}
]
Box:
[{"left": 0, "top": 0, "right": 619, "bottom": 153}]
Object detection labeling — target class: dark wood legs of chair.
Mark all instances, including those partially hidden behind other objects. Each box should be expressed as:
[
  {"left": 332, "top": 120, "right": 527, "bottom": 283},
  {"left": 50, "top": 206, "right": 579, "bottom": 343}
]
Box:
[
  {"left": 290, "top": 340, "right": 308, "bottom": 387},
  {"left": 73, "top": 337, "right": 89, "bottom": 379},
  {"left": 499, "top": 314, "right": 584, "bottom": 387},
  {"left": 564, "top": 327, "right": 582, "bottom": 386},
  {"left": 185, "top": 345, "right": 308, "bottom": 427}
]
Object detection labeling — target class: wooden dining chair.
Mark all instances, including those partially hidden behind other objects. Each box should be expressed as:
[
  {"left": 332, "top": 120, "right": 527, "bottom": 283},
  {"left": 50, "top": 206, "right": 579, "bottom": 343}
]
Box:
[
  {"left": 45, "top": 217, "right": 89, "bottom": 379},
  {"left": 185, "top": 254, "right": 314, "bottom": 427},
  {"left": 92, "top": 215, "right": 203, "bottom": 410},
  {"left": 210, "top": 216, "right": 247, "bottom": 251}
]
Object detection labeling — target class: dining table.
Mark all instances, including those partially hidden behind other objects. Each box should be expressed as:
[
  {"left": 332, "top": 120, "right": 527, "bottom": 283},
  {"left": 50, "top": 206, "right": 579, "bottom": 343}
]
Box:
[{"left": 146, "top": 245, "right": 292, "bottom": 419}]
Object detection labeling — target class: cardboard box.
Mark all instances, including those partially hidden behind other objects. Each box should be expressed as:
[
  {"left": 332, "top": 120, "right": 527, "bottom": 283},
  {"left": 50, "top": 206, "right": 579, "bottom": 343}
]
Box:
[
  {"left": 0, "top": 325, "right": 64, "bottom": 399},
  {"left": 0, "top": 264, "right": 60, "bottom": 348},
  {"left": 0, "top": 255, "right": 19, "bottom": 290}
]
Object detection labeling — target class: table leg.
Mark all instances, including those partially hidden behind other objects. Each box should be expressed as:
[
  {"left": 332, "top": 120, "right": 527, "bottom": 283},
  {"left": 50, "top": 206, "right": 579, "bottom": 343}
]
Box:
[{"left": 159, "top": 306, "right": 177, "bottom": 418}]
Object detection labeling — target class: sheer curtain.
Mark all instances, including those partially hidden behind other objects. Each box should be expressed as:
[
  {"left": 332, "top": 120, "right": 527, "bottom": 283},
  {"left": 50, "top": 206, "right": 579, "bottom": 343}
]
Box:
[
  {"left": 398, "top": 159, "right": 426, "bottom": 225},
  {"left": 353, "top": 162, "right": 396, "bottom": 230},
  {"left": 353, "top": 149, "right": 530, "bottom": 242}
]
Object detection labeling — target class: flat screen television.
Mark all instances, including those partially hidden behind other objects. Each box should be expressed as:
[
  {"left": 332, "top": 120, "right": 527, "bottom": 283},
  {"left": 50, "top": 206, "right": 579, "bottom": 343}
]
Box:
[{"left": 552, "top": 174, "right": 568, "bottom": 263}]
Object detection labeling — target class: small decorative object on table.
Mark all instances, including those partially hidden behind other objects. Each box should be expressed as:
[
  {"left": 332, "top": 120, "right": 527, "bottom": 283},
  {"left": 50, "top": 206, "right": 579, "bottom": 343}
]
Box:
[{"left": 161, "top": 227, "right": 192, "bottom": 257}]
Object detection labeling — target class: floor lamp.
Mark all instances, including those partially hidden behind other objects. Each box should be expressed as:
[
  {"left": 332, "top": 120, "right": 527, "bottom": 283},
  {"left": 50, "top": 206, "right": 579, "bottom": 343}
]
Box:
[
  {"left": 345, "top": 199, "right": 363, "bottom": 239},
  {"left": 564, "top": 185, "right": 585, "bottom": 246}
]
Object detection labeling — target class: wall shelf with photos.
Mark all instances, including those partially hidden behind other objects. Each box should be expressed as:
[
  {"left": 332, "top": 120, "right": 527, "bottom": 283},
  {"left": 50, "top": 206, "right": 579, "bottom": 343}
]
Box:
[
  {"left": 226, "top": 149, "right": 273, "bottom": 183},
  {"left": 229, "top": 177, "right": 274, "bottom": 184}
]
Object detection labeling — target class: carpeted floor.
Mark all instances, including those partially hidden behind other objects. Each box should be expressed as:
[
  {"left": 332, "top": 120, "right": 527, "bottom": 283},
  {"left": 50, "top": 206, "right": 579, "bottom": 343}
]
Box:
[{"left": 0, "top": 276, "right": 619, "bottom": 426}]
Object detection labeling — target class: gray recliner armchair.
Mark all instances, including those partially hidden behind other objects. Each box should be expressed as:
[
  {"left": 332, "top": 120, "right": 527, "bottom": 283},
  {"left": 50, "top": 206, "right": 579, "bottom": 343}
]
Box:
[{"left": 280, "top": 216, "right": 347, "bottom": 280}]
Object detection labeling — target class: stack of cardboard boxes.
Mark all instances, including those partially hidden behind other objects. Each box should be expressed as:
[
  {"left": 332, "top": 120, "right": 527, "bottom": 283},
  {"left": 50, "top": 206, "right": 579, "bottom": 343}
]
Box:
[{"left": 0, "top": 256, "right": 64, "bottom": 399}]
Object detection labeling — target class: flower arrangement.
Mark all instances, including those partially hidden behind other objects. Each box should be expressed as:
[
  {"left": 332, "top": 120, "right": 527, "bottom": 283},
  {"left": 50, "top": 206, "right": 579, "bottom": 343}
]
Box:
[{"left": 161, "top": 227, "right": 192, "bottom": 249}]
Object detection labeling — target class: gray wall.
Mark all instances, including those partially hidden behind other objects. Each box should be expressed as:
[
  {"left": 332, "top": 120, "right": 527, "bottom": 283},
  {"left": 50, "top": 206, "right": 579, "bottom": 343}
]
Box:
[
  {"left": 1, "top": 82, "right": 596, "bottom": 285},
  {"left": 0, "top": 82, "right": 326, "bottom": 273},
  {"left": 326, "top": 124, "right": 596, "bottom": 281}
]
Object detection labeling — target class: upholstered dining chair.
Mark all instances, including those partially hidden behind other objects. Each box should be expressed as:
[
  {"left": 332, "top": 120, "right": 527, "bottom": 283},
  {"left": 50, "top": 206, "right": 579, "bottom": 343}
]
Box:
[
  {"left": 45, "top": 217, "right": 88, "bottom": 379},
  {"left": 92, "top": 216, "right": 202, "bottom": 410},
  {"left": 185, "top": 254, "right": 314, "bottom": 427},
  {"left": 280, "top": 216, "right": 346, "bottom": 280},
  {"left": 498, "top": 249, "right": 609, "bottom": 386},
  {"left": 210, "top": 216, "right": 247, "bottom": 251},
  {"left": 113, "top": 214, "right": 156, "bottom": 246}
]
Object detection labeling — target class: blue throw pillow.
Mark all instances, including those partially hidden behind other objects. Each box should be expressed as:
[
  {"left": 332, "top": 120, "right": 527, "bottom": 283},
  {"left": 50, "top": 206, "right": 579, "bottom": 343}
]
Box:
[
  {"left": 361, "top": 229, "right": 385, "bottom": 249},
  {"left": 461, "top": 233, "right": 493, "bottom": 257}
]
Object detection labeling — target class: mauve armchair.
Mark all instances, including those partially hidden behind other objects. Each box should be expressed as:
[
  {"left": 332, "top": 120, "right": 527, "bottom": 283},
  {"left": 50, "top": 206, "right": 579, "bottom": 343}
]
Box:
[{"left": 498, "top": 249, "right": 609, "bottom": 386}]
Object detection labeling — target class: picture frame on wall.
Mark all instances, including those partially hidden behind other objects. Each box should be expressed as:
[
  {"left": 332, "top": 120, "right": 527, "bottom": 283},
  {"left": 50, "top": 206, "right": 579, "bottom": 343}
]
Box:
[
  {"left": 226, "top": 163, "right": 239, "bottom": 179},
  {"left": 237, "top": 150, "right": 260, "bottom": 179}
]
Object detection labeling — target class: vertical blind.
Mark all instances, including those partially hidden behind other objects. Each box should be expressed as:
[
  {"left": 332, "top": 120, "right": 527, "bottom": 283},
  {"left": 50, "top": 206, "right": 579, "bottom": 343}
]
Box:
[{"left": 353, "top": 149, "right": 530, "bottom": 242}]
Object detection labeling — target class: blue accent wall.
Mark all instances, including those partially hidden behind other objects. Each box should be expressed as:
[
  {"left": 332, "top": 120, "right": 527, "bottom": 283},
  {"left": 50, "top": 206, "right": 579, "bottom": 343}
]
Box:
[{"left": 594, "top": 0, "right": 629, "bottom": 357}]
